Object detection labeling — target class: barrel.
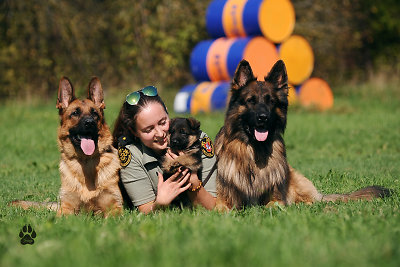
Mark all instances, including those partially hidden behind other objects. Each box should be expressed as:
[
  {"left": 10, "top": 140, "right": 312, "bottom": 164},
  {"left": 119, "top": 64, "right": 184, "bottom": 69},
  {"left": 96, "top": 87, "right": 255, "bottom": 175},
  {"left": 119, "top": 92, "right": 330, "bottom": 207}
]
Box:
[
  {"left": 287, "top": 84, "right": 297, "bottom": 106},
  {"left": 173, "top": 84, "right": 196, "bottom": 113},
  {"left": 298, "top": 78, "right": 334, "bottom": 111},
  {"left": 174, "top": 82, "right": 231, "bottom": 114},
  {"left": 206, "top": 0, "right": 295, "bottom": 43},
  {"left": 190, "top": 36, "right": 279, "bottom": 82},
  {"left": 278, "top": 35, "right": 314, "bottom": 85}
]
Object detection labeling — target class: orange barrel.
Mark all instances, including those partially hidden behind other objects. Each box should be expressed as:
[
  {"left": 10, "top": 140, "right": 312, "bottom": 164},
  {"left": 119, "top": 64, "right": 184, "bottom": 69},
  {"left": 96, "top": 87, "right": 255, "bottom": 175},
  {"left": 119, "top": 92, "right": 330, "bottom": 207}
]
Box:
[
  {"left": 190, "top": 37, "right": 279, "bottom": 82},
  {"left": 287, "top": 84, "right": 297, "bottom": 106},
  {"left": 206, "top": 0, "right": 295, "bottom": 43},
  {"left": 174, "top": 82, "right": 231, "bottom": 114},
  {"left": 278, "top": 35, "right": 314, "bottom": 85},
  {"left": 298, "top": 78, "right": 334, "bottom": 111}
]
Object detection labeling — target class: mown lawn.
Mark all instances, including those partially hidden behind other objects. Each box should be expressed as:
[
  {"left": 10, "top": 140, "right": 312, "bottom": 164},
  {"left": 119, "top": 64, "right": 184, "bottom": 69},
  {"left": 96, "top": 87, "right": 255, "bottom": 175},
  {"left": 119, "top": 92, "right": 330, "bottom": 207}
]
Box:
[{"left": 0, "top": 82, "right": 399, "bottom": 267}]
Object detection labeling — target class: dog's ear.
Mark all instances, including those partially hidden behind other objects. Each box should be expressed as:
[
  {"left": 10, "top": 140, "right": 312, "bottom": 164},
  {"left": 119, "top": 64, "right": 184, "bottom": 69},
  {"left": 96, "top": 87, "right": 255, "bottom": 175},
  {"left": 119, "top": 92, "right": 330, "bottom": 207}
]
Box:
[
  {"left": 187, "top": 117, "right": 200, "bottom": 131},
  {"left": 232, "top": 60, "right": 256, "bottom": 90},
  {"left": 169, "top": 118, "right": 177, "bottom": 130},
  {"left": 265, "top": 60, "right": 288, "bottom": 92},
  {"left": 88, "top": 77, "right": 105, "bottom": 109},
  {"left": 56, "top": 77, "right": 75, "bottom": 110}
]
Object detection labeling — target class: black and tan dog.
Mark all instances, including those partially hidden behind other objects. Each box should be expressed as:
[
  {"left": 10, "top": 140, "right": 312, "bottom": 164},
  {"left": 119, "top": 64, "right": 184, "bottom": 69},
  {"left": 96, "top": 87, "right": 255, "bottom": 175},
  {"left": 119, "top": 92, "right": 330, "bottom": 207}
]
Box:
[
  {"left": 161, "top": 117, "right": 202, "bottom": 178},
  {"left": 214, "top": 59, "right": 391, "bottom": 210},
  {"left": 12, "top": 77, "right": 123, "bottom": 217}
]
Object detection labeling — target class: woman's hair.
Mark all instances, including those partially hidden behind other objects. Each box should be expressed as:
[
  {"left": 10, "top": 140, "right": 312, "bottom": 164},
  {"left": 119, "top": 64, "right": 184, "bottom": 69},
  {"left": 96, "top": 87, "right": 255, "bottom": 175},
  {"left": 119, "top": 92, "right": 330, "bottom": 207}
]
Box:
[{"left": 112, "top": 93, "right": 168, "bottom": 148}]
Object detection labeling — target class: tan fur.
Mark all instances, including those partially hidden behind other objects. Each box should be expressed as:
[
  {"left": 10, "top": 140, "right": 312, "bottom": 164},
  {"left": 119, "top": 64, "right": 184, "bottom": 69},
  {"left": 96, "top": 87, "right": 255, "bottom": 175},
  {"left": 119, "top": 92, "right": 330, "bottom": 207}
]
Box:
[
  {"left": 162, "top": 135, "right": 201, "bottom": 173},
  {"left": 56, "top": 78, "right": 123, "bottom": 217},
  {"left": 11, "top": 77, "right": 123, "bottom": 217},
  {"left": 57, "top": 117, "right": 122, "bottom": 216}
]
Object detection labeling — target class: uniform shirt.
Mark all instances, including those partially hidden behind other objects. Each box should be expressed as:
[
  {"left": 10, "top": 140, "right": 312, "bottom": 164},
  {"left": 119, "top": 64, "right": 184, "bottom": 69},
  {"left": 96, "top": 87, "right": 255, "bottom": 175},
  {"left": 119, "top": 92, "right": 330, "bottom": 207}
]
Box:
[{"left": 119, "top": 132, "right": 217, "bottom": 207}]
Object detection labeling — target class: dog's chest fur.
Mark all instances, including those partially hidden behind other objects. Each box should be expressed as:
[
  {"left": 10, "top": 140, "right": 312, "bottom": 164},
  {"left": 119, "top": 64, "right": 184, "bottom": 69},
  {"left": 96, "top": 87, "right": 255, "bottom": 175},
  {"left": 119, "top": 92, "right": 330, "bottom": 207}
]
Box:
[
  {"left": 59, "top": 144, "right": 120, "bottom": 203},
  {"left": 216, "top": 133, "right": 289, "bottom": 207}
]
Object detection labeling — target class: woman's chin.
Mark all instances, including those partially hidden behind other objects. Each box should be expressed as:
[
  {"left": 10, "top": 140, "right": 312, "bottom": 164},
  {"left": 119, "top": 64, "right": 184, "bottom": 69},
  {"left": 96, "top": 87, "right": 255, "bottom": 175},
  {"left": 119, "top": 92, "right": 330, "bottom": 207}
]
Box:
[{"left": 153, "top": 141, "right": 168, "bottom": 152}]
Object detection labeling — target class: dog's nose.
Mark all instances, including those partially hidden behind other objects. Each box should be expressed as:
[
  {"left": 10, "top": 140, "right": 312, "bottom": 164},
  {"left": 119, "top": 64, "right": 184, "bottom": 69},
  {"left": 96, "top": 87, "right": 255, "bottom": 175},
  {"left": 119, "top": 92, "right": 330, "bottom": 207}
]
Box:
[
  {"left": 171, "top": 139, "right": 179, "bottom": 146},
  {"left": 257, "top": 113, "right": 268, "bottom": 122},
  {"left": 83, "top": 117, "right": 96, "bottom": 127}
]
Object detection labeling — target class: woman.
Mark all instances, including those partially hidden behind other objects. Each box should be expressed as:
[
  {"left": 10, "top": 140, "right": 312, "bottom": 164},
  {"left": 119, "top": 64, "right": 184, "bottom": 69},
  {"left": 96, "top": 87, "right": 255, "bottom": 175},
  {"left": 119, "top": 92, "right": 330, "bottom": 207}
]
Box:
[{"left": 112, "top": 86, "right": 217, "bottom": 214}]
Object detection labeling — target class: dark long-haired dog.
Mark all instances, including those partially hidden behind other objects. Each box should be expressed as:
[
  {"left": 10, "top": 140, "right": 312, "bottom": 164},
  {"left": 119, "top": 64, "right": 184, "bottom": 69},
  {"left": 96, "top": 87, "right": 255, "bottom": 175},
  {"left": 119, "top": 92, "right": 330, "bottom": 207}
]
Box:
[{"left": 214, "top": 59, "right": 391, "bottom": 210}]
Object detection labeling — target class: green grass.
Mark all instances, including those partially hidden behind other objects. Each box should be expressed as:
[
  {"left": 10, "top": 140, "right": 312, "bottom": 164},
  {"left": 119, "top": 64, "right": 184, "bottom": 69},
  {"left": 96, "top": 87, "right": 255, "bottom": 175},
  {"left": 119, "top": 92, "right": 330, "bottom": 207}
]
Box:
[{"left": 1, "top": 82, "right": 399, "bottom": 267}]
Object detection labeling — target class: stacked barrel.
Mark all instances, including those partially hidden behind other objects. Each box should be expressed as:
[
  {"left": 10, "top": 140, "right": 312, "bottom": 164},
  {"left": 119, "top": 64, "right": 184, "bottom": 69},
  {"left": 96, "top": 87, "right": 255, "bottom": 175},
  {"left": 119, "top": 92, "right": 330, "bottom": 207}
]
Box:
[{"left": 174, "top": 0, "right": 333, "bottom": 114}]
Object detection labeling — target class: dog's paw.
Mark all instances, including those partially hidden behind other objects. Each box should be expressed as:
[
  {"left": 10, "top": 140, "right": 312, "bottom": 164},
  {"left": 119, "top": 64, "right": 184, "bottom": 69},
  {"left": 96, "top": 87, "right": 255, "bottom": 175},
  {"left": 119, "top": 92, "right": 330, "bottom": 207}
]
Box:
[
  {"left": 214, "top": 199, "right": 231, "bottom": 213},
  {"left": 19, "top": 224, "right": 36, "bottom": 245}
]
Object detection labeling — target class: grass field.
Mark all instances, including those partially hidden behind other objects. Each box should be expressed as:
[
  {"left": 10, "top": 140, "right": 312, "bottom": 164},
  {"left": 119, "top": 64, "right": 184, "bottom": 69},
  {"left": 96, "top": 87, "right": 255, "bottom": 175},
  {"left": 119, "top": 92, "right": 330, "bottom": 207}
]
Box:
[{"left": 1, "top": 82, "right": 399, "bottom": 267}]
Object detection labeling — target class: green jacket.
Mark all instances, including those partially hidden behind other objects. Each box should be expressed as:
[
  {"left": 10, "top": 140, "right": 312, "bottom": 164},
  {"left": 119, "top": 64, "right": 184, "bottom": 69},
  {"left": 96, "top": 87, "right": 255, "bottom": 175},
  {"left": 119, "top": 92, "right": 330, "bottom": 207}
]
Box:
[{"left": 119, "top": 132, "right": 217, "bottom": 207}]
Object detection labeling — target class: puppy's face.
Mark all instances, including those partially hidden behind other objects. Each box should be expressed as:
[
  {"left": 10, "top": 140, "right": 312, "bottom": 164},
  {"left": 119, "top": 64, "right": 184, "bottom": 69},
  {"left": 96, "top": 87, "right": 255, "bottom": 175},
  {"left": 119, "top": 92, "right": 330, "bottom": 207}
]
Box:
[{"left": 168, "top": 118, "right": 201, "bottom": 152}]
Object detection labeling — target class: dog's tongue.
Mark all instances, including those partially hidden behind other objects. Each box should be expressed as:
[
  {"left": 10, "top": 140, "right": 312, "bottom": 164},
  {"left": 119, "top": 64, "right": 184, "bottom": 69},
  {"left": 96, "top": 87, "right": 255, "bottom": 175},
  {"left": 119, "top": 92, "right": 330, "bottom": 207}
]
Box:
[
  {"left": 81, "top": 138, "right": 95, "bottom": 155},
  {"left": 255, "top": 130, "right": 269, "bottom": 142}
]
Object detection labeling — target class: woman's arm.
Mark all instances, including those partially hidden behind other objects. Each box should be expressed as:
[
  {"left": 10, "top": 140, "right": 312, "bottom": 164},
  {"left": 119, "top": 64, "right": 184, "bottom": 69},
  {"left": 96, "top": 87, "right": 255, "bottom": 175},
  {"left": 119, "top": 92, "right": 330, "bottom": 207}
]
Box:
[{"left": 186, "top": 172, "right": 216, "bottom": 210}]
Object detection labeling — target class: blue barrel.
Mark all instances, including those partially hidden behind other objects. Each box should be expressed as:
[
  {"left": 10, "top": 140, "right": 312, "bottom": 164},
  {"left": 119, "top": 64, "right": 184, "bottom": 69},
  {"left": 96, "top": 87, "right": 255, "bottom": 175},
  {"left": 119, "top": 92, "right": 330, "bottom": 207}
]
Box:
[
  {"left": 226, "top": 37, "right": 251, "bottom": 77},
  {"left": 174, "top": 82, "right": 231, "bottom": 114},
  {"left": 242, "top": 0, "right": 263, "bottom": 36},
  {"left": 205, "top": 0, "right": 227, "bottom": 38},
  {"left": 190, "top": 40, "right": 214, "bottom": 82},
  {"left": 211, "top": 82, "right": 231, "bottom": 110},
  {"left": 173, "top": 84, "right": 196, "bottom": 113},
  {"left": 190, "top": 37, "right": 279, "bottom": 82},
  {"left": 205, "top": 0, "right": 295, "bottom": 43}
]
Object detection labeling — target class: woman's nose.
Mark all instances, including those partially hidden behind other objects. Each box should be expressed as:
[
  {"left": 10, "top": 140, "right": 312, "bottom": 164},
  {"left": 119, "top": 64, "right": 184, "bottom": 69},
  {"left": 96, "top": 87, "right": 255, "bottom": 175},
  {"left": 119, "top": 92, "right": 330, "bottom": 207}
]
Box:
[{"left": 154, "top": 126, "right": 164, "bottom": 137}]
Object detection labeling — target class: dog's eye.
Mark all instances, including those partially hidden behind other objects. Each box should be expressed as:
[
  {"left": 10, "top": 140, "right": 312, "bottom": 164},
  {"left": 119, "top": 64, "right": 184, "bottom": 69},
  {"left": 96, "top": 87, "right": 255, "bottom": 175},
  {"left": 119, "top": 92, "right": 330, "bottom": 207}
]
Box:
[
  {"left": 90, "top": 108, "right": 99, "bottom": 120},
  {"left": 70, "top": 108, "right": 81, "bottom": 117},
  {"left": 246, "top": 97, "right": 256, "bottom": 105},
  {"left": 179, "top": 129, "right": 187, "bottom": 135}
]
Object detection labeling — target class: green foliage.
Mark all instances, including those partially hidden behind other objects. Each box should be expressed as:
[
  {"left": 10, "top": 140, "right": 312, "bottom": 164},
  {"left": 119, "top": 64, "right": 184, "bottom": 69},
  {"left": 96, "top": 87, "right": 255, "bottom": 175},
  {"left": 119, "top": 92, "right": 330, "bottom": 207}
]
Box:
[
  {"left": 0, "top": 0, "right": 399, "bottom": 99},
  {"left": 0, "top": 0, "right": 209, "bottom": 99},
  {"left": 1, "top": 83, "right": 399, "bottom": 266},
  {"left": 293, "top": 0, "right": 400, "bottom": 81}
]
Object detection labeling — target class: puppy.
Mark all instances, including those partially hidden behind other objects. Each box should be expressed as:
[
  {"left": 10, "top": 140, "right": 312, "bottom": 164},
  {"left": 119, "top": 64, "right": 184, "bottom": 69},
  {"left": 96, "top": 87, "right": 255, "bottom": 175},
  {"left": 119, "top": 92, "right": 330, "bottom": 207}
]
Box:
[{"left": 161, "top": 117, "right": 202, "bottom": 178}]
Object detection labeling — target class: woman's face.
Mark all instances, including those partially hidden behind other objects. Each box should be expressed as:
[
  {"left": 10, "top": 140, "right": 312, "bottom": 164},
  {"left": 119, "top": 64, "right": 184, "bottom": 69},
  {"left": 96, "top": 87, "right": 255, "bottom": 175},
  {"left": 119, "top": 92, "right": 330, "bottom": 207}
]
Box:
[{"left": 133, "top": 102, "right": 170, "bottom": 154}]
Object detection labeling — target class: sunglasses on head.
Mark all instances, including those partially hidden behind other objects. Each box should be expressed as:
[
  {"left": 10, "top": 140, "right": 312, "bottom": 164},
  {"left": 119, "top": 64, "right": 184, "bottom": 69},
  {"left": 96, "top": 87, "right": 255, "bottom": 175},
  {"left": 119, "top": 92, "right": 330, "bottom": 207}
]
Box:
[{"left": 125, "top": 86, "right": 158, "bottom": 105}]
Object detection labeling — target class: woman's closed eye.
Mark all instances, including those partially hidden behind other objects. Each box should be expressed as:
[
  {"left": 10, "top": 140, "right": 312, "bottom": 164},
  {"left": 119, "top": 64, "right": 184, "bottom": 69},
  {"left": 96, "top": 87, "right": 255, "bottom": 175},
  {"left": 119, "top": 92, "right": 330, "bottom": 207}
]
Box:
[{"left": 142, "top": 126, "right": 153, "bottom": 134}]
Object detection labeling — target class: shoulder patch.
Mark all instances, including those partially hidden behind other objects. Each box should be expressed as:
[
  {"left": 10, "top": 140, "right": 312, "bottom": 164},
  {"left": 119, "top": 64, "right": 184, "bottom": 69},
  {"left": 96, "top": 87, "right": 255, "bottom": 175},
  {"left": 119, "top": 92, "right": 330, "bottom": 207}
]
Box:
[
  {"left": 201, "top": 136, "right": 214, "bottom": 158},
  {"left": 118, "top": 146, "right": 132, "bottom": 167}
]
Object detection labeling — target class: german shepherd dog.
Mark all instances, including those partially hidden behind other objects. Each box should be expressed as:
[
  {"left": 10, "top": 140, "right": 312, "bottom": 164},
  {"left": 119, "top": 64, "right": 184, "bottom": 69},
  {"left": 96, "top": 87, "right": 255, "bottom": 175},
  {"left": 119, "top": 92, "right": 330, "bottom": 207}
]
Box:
[
  {"left": 161, "top": 117, "right": 202, "bottom": 178},
  {"left": 214, "top": 60, "right": 391, "bottom": 210},
  {"left": 12, "top": 77, "right": 123, "bottom": 217}
]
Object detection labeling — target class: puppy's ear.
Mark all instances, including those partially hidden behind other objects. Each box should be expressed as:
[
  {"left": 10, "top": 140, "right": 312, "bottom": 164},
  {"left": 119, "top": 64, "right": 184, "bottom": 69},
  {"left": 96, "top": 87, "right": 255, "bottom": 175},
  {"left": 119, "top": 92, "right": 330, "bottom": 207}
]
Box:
[
  {"left": 169, "top": 118, "right": 177, "bottom": 131},
  {"left": 232, "top": 60, "right": 256, "bottom": 91},
  {"left": 88, "top": 77, "right": 105, "bottom": 109},
  {"left": 56, "top": 77, "right": 75, "bottom": 110},
  {"left": 187, "top": 117, "right": 200, "bottom": 131},
  {"left": 265, "top": 60, "right": 288, "bottom": 93}
]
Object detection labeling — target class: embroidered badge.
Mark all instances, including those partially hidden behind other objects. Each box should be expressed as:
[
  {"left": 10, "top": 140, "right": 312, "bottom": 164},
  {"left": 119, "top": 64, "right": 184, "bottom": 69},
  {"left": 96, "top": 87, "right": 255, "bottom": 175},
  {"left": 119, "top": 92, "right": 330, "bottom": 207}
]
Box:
[
  {"left": 118, "top": 147, "right": 132, "bottom": 167},
  {"left": 201, "top": 136, "right": 214, "bottom": 158}
]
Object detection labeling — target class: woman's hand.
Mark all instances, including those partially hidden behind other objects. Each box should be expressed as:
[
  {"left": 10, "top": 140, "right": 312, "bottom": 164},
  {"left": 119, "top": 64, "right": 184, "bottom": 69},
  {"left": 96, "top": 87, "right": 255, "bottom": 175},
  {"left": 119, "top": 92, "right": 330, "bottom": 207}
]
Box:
[{"left": 154, "top": 168, "right": 191, "bottom": 207}]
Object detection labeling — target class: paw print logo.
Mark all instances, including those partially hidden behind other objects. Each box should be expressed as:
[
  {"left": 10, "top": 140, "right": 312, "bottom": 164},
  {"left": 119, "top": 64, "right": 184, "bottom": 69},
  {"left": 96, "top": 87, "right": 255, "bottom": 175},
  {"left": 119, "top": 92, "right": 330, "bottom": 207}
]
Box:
[{"left": 19, "top": 224, "right": 36, "bottom": 245}]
